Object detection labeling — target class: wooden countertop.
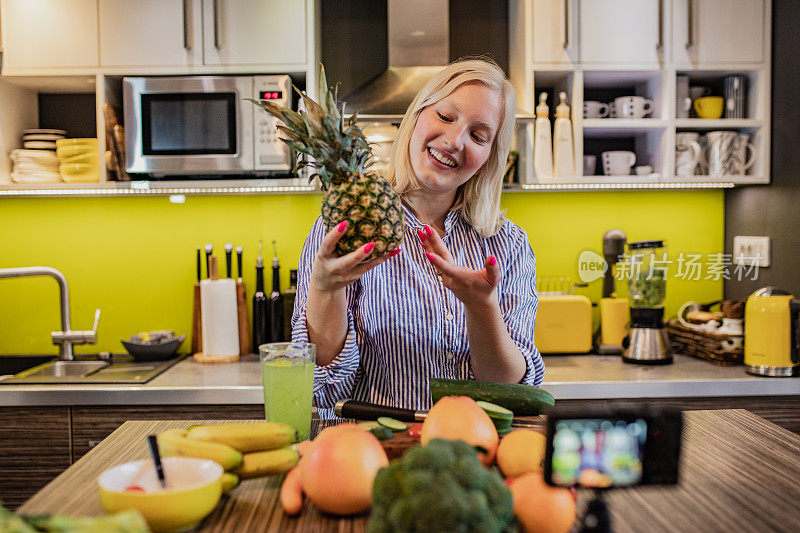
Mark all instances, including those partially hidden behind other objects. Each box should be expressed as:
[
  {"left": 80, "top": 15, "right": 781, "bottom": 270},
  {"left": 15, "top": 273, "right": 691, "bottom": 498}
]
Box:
[{"left": 18, "top": 410, "right": 800, "bottom": 532}]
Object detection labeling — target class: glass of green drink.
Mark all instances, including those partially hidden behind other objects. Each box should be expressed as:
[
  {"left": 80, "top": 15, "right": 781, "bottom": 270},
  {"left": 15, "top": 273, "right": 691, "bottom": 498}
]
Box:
[{"left": 259, "top": 342, "right": 315, "bottom": 441}]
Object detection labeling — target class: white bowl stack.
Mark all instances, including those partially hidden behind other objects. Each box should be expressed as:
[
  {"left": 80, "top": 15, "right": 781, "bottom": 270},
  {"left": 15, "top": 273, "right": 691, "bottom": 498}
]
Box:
[{"left": 10, "top": 129, "right": 66, "bottom": 182}]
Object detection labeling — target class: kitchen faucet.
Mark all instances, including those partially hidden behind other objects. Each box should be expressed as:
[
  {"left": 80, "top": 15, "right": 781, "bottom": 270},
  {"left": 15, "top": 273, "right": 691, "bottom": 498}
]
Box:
[{"left": 0, "top": 266, "right": 100, "bottom": 360}]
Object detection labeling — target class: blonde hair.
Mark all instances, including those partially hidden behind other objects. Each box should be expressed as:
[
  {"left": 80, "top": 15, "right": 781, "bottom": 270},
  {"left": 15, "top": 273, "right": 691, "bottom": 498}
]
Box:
[{"left": 386, "top": 58, "right": 516, "bottom": 237}]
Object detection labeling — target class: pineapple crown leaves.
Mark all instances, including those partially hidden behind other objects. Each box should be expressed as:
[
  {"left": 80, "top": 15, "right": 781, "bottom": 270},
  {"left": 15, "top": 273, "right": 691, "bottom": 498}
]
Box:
[{"left": 247, "top": 64, "right": 374, "bottom": 190}]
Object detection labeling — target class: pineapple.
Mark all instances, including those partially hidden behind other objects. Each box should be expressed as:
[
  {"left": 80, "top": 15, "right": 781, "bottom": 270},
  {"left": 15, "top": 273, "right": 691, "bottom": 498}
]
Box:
[{"left": 249, "top": 66, "right": 404, "bottom": 258}]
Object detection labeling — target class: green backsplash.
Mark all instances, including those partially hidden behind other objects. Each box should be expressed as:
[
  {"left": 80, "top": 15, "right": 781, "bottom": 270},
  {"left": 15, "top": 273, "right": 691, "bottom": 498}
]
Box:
[{"left": 0, "top": 190, "right": 723, "bottom": 355}]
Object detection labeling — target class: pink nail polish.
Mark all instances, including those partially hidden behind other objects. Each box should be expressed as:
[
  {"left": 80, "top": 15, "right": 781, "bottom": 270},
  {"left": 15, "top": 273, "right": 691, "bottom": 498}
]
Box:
[
  {"left": 418, "top": 228, "right": 426, "bottom": 241},
  {"left": 337, "top": 221, "right": 347, "bottom": 232},
  {"left": 390, "top": 248, "right": 402, "bottom": 257},
  {"left": 425, "top": 225, "right": 434, "bottom": 237},
  {"left": 364, "top": 242, "right": 375, "bottom": 254},
  {"left": 489, "top": 255, "right": 497, "bottom": 266},
  {"left": 425, "top": 252, "right": 435, "bottom": 263}
]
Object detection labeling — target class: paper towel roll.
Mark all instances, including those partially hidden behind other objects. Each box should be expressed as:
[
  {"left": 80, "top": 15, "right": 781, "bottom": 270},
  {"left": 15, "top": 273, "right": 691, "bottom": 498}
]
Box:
[{"left": 201, "top": 258, "right": 240, "bottom": 358}]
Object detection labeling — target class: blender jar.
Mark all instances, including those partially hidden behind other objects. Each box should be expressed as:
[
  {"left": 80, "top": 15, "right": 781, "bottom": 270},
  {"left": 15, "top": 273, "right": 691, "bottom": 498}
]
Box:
[{"left": 627, "top": 240, "right": 667, "bottom": 309}]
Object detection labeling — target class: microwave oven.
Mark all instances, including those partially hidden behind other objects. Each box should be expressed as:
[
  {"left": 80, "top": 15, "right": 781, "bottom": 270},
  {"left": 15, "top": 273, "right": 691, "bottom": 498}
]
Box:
[{"left": 123, "top": 75, "right": 292, "bottom": 176}]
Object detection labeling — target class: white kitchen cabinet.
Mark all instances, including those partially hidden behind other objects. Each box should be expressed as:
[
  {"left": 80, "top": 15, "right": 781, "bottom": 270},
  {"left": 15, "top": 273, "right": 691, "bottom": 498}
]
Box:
[
  {"left": 98, "top": 0, "right": 203, "bottom": 68},
  {"left": 532, "top": 0, "right": 578, "bottom": 65},
  {"left": 579, "top": 0, "right": 665, "bottom": 65},
  {"left": 202, "top": 0, "right": 307, "bottom": 67},
  {"left": 672, "top": 0, "right": 764, "bottom": 65},
  {"left": 0, "top": 0, "right": 98, "bottom": 70}
]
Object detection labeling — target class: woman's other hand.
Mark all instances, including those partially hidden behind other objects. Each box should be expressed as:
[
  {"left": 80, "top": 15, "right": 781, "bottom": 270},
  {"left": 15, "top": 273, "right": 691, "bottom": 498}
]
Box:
[
  {"left": 310, "top": 221, "right": 402, "bottom": 293},
  {"left": 419, "top": 225, "right": 500, "bottom": 308}
]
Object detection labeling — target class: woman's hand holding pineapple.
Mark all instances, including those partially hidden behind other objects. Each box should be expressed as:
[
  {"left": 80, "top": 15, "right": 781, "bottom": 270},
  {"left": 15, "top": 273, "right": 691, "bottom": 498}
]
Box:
[{"left": 309, "top": 221, "right": 401, "bottom": 294}]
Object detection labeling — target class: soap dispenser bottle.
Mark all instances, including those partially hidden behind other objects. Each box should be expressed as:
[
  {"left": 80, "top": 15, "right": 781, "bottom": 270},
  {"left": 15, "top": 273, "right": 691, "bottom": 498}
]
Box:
[
  {"left": 553, "top": 91, "right": 575, "bottom": 178},
  {"left": 533, "top": 92, "right": 553, "bottom": 179}
]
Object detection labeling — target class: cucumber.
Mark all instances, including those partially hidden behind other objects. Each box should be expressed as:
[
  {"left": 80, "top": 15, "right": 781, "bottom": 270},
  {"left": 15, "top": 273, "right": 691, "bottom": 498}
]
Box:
[
  {"left": 358, "top": 421, "right": 381, "bottom": 431},
  {"left": 430, "top": 378, "right": 555, "bottom": 415},
  {"left": 369, "top": 426, "right": 394, "bottom": 440},
  {"left": 476, "top": 400, "right": 513, "bottom": 419},
  {"left": 377, "top": 417, "right": 408, "bottom": 432}
]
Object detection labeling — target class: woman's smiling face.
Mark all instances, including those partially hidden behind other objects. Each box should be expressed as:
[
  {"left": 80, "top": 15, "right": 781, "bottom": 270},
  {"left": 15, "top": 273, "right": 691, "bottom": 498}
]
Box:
[{"left": 409, "top": 82, "right": 503, "bottom": 197}]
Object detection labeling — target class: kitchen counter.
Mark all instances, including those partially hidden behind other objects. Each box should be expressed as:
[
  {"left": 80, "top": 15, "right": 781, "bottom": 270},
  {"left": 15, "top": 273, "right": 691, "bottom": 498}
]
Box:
[
  {"left": 1, "top": 353, "right": 798, "bottom": 406},
  {"left": 18, "top": 411, "right": 800, "bottom": 532}
]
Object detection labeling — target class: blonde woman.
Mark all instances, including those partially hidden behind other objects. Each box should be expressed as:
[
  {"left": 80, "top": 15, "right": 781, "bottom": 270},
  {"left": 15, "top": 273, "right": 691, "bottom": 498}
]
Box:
[{"left": 293, "top": 59, "right": 543, "bottom": 418}]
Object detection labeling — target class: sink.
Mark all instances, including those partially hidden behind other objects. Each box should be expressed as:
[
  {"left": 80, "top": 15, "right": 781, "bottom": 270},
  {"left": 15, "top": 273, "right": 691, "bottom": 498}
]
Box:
[
  {"left": 0, "top": 354, "right": 186, "bottom": 385},
  {"left": 19, "top": 360, "right": 109, "bottom": 378},
  {"left": 0, "top": 355, "right": 58, "bottom": 377}
]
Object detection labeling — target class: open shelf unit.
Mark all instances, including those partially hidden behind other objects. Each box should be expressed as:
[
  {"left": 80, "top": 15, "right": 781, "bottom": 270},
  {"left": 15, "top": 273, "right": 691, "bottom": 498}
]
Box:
[{"left": 507, "top": 0, "right": 772, "bottom": 189}]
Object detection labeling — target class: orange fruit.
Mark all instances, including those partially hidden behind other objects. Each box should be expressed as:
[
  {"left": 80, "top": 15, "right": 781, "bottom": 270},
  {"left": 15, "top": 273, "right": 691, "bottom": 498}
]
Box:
[
  {"left": 496, "top": 429, "right": 546, "bottom": 478},
  {"left": 301, "top": 424, "right": 388, "bottom": 515},
  {"left": 510, "top": 472, "right": 576, "bottom": 533},
  {"left": 420, "top": 396, "right": 499, "bottom": 466}
]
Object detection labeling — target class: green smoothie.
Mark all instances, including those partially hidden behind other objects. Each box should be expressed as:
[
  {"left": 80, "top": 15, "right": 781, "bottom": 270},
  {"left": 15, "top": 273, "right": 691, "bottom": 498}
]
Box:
[{"left": 261, "top": 356, "right": 314, "bottom": 441}]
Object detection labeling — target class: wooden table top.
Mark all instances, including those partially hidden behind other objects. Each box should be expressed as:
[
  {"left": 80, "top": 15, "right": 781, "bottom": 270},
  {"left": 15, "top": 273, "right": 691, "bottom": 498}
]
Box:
[{"left": 18, "top": 409, "right": 800, "bottom": 532}]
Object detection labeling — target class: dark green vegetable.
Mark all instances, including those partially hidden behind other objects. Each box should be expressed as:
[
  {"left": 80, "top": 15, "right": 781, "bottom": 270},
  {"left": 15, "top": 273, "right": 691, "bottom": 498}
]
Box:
[
  {"left": 430, "top": 378, "right": 555, "bottom": 415},
  {"left": 0, "top": 504, "right": 150, "bottom": 533},
  {"left": 368, "top": 439, "right": 516, "bottom": 533},
  {"left": 369, "top": 426, "right": 395, "bottom": 441}
]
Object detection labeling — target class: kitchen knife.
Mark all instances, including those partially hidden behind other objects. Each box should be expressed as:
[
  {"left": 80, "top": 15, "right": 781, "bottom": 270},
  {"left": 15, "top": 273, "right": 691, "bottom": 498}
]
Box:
[
  {"left": 204, "top": 243, "right": 213, "bottom": 279},
  {"left": 236, "top": 245, "right": 243, "bottom": 281},
  {"left": 195, "top": 247, "right": 201, "bottom": 283},
  {"left": 334, "top": 399, "right": 545, "bottom": 428},
  {"left": 225, "top": 242, "right": 233, "bottom": 278}
]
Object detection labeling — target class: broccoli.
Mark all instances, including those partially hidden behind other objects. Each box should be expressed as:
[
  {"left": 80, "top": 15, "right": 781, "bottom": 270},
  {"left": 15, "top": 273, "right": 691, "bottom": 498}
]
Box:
[{"left": 368, "top": 439, "right": 516, "bottom": 533}]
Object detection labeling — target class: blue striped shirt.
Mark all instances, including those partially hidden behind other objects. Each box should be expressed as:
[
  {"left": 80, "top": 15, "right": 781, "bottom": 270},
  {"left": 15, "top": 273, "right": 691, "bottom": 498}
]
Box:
[{"left": 292, "top": 204, "right": 544, "bottom": 419}]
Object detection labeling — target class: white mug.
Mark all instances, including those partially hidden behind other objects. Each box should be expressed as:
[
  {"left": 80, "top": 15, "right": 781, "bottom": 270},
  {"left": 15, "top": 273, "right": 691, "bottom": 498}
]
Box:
[
  {"left": 703, "top": 131, "right": 756, "bottom": 177},
  {"left": 583, "top": 155, "right": 597, "bottom": 175},
  {"left": 602, "top": 151, "right": 636, "bottom": 175},
  {"left": 583, "top": 101, "right": 610, "bottom": 118},
  {"left": 614, "top": 96, "right": 655, "bottom": 119},
  {"left": 675, "top": 132, "right": 703, "bottom": 177}
]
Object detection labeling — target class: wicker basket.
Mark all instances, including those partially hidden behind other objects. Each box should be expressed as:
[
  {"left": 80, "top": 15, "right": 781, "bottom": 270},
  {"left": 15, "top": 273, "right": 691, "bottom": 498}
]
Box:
[{"left": 665, "top": 319, "right": 743, "bottom": 366}]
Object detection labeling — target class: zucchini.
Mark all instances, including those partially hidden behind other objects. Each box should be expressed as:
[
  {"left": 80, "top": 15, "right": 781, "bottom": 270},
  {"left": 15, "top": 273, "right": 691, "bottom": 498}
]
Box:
[
  {"left": 377, "top": 417, "right": 408, "bottom": 432},
  {"left": 430, "top": 378, "right": 555, "bottom": 415},
  {"left": 358, "top": 421, "right": 381, "bottom": 431},
  {"left": 369, "top": 426, "right": 394, "bottom": 440}
]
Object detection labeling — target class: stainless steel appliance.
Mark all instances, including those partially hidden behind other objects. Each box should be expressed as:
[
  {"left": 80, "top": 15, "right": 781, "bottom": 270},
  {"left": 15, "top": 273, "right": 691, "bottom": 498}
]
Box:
[{"left": 123, "top": 75, "right": 291, "bottom": 176}]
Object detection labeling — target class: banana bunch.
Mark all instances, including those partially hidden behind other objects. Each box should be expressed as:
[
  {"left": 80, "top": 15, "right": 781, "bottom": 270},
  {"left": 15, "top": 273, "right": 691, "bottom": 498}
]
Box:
[{"left": 157, "top": 422, "right": 301, "bottom": 492}]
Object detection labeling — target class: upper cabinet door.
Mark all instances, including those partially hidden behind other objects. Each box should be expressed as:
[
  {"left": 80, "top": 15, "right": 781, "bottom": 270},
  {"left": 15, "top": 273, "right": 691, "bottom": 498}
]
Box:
[
  {"left": 532, "top": 0, "right": 578, "bottom": 64},
  {"left": 0, "top": 0, "right": 98, "bottom": 70},
  {"left": 99, "top": 0, "right": 203, "bottom": 68},
  {"left": 202, "top": 0, "right": 308, "bottom": 66},
  {"left": 579, "top": 0, "right": 665, "bottom": 65},
  {"left": 672, "top": 0, "right": 764, "bottom": 65}
]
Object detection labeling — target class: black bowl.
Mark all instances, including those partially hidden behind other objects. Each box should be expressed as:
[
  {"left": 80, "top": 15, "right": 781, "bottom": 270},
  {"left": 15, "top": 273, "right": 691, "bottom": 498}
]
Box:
[{"left": 121, "top": 335, "right": 185, "bottom": 361}]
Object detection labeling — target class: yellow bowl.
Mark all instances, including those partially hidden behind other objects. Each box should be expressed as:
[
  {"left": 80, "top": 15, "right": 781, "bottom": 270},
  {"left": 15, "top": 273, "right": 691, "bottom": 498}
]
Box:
[
  {"left": 694, "top": 96, "right": 724, "bottom": 119},
  {"left": 57, "top": 145, "right": 98, "bottom": 160},
  {"left": 56, "top": 137, "right": 99, "bottom": 148},
  {"left": 60, "top": 162, "right": 99, "bottom": 183},
  {"left": 97, "top": 457, "right": 223, "bottom": 533},
  {"left": 61, "top": 152, "right": 99, "bottom": 165}
]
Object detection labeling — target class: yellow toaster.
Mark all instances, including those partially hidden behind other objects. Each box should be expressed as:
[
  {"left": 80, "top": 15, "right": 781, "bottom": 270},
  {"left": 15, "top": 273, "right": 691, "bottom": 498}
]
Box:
[{"left": 535, "top": 295, "right": 593, "bottom": 353}]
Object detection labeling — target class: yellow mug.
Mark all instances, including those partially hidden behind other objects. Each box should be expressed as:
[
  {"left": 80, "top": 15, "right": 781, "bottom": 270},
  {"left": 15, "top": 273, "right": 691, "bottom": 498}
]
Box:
[{"left": 694, "top": 96, "right": 724, "bottom": 119}]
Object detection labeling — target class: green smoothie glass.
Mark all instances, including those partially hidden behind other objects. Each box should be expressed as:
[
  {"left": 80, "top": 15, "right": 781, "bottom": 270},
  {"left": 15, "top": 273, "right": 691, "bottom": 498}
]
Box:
[{"left": 259, "top": 342, "right": 315, "bottom": 441}]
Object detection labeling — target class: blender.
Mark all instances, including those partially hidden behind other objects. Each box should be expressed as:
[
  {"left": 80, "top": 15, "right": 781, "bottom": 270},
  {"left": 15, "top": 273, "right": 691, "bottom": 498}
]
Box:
[{"left": 622, "top": 240, "right": 672, "bottom": 364}]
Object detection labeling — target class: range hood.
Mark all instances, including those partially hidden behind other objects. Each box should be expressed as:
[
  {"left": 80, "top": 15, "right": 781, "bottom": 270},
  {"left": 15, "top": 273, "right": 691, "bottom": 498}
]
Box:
[{"left": 342, "top": 0, "right": 449, "bottom": 117}]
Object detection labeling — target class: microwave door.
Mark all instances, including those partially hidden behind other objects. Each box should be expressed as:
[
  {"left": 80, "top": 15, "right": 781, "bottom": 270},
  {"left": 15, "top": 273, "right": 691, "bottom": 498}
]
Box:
[{"left": 123, "top": 76, "right": 253, "bottom": 175}]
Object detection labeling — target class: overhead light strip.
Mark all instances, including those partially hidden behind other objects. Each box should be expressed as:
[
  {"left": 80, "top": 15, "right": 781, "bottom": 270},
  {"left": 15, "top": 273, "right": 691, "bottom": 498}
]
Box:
[
  {"left": 518, "top": 182, "right": 735, "bottom": 190},
  {"left": 0, "top": 185, "right": 318, "bottom": 198}
]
